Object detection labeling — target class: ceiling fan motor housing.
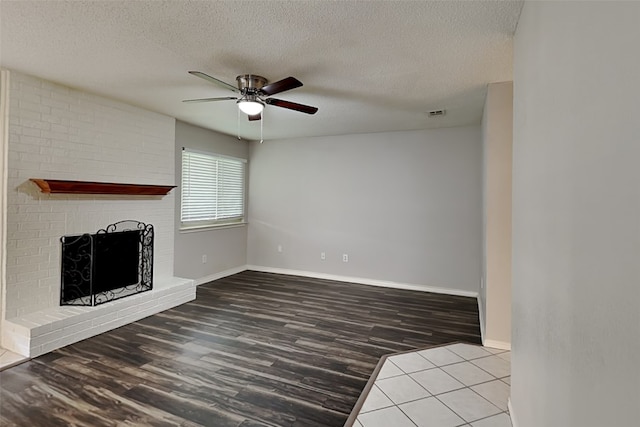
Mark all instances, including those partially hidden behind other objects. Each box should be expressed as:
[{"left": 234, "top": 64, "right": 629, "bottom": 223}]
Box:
[{"left": 236, "top": 74, "right": 268, "bottom": 94}]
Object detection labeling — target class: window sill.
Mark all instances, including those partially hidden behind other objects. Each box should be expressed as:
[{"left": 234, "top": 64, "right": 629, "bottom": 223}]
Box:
[{"left": 179, "top": 222, "right": 247, "bottom": 233}]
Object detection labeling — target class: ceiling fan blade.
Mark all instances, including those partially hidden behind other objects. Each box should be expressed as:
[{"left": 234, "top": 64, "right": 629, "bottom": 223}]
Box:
[
  {"left": 260, "top": 77, "right": 303, "bottom": 96},
  {"left": 182, "top": 96, "right": 238, "bottom": 103},
  {"left": 266, "top": 98, "right": 318, "bottom": 115},
  {"left": 248, "top": 113, "right": 262, "bottom": 121},
  {"left": 188, "top": 71, "right": 239, "bottom": 93}
]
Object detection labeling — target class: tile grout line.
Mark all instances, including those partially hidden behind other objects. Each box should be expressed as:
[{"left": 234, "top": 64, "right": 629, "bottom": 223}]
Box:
[
  {"left": 468, "top": 357, "right": 511, "bottom": 380},
  {"left": 356, "top": 344, "right": 510, "bottom": 427},
  {"left": 466, "top": 410, "right": 511, "bottom": 426},
  {"left": 431, "top": 385, "right": 504, "bottom": 425},
  {"left": 394, "top": 399, "right": 432, "bottom": 427},
  {"left": 403, "top": 346, "right": 511, "bottom": 425},
  {"left": 364, "top": 360, "right": 510, "bottom": 426},
  {"left": 368, "top": 372, "right": 509, "bottom": 415},
  {"left": 444, "top": 358, "right": 509, "bottom": 420}
]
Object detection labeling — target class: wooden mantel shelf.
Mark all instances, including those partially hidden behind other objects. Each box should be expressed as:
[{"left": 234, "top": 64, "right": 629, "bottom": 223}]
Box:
[{"left": 30, "top": 179, "right": 176, "bottom": 196}]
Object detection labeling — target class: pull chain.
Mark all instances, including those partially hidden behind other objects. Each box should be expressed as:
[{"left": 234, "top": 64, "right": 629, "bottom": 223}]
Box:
[
  {"left": 237, "top": 107, "right": 241, "bottom": 140},
  {"left": 260, "top": 110, "right": 264, "bottom": 143}
]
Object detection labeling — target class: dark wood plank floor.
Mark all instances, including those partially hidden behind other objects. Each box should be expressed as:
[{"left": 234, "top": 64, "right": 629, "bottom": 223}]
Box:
[{"left": 0, "top": 271, "right": 481, "bottom": 427}]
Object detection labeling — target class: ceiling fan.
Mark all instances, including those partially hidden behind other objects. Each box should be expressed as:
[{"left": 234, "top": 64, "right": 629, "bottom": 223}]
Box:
[{"left": 184, "top": 71, "right": 318, "bottom": 121}]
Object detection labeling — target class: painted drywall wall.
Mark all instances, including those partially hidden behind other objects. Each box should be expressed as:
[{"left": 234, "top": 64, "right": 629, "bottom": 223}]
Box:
[
  {"left": 512, "top": 2, "right": 640, "bottom": 426},
  {"left": 0, "top": 70, "right": 9, "bottom": 330},
  {"left": 247, "top": 127, "right": 482, "bottom": 293},
  {"left": 4, "top": 70, "right": 176, "bottom": 318},
  {"left": 174, "top": 121, "right": 249, "bottom": 282},
  {"left": 481, "top": 81, "right": 512, "bottom": 348}
]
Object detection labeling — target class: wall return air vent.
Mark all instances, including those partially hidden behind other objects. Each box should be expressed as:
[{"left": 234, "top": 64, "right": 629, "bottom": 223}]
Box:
[{"left": 427, "top": 109, "right": 446, "bottom": 117}]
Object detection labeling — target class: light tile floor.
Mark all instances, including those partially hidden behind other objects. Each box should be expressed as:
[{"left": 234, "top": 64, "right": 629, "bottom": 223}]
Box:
[
  {"left": 0, "top": 347, "right": 27, "bottom": 371},
  {"left": 354, "top": 343, "right": 511, "bottom": 427}
]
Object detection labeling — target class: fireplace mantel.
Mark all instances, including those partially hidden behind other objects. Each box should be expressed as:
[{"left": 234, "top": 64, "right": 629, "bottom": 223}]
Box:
[{"left": 30, "top": 179, "right": 176, "bottom": 196}]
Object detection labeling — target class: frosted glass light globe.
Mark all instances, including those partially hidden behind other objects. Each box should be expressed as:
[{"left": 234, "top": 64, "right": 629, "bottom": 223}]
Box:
[{"left": 238, "top": 100, "right": 264, "bottom": 115}]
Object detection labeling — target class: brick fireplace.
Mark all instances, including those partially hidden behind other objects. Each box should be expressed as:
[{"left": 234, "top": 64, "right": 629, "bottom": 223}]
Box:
[{"left": 1, "top": 70, "right": 194, "bottom": 357}]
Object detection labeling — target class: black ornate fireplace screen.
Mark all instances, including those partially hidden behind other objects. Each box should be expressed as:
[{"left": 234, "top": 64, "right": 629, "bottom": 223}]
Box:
[{"left": 60, "top": 220, "right": 153, "bottom": 306}]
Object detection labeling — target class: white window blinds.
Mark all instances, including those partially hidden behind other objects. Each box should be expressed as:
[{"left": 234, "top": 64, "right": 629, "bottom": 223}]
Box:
[{"left": 181, "top": 149, "right": 246, "bottom": 226}]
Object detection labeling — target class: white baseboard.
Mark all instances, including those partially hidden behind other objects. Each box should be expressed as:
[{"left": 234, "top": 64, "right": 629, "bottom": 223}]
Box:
[
  {"left": 508, "top": 397, "right": 518, "bottom": 427},
  {"left": 484, "top": 339, "right": 511, "bottom": 351},
  {"left": 245, "top": 265, "right": 478, "bottom": 298},
  {"left": 194, "top": 265, "right": 248, "bottom": 286}
]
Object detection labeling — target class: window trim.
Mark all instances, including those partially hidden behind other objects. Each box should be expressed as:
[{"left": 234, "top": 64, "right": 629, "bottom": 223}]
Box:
[
  {"left": 180, "top": 148, "right": 247, "bottom": 231},
  {"left": 179, "top": 221, "right": 248, "bottom": 233}
]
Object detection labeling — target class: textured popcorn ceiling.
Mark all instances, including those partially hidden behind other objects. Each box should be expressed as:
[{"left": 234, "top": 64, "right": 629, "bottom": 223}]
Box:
[{"left": 0, "top": 1, "right": 523, "bottom": 141}]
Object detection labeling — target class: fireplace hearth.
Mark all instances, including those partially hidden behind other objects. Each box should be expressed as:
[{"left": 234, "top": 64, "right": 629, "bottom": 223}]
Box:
[{"left": 60, "top": 220, "right": 153, "bottom": 306}]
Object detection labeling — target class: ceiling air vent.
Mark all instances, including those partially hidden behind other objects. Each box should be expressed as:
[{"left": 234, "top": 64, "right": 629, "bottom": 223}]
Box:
[{"left": 427, "top": 109, "right": 446, "bottom": 117}]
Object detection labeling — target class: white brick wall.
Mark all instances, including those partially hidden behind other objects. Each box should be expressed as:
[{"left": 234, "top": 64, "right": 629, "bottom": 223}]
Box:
[{"left": 5, "top": 71, "right": 176, "bottom": 319}]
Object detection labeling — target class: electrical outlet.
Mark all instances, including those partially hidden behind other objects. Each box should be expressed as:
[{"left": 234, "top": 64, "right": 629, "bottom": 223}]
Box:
[
  {"left": 277, "top": 245, "right": 283, "bottom": 253},
  {"left": 480, "top": 276, "right": 484, "bottom": 289},
  {"left": 321, "top": 252, "right": 326, "bottom": 260},
  {"left": 202, "top": 254, "right": 207, "bottom": 264},
  {"left": 342, "top": 253, "right": 349, "bottom": 263}
]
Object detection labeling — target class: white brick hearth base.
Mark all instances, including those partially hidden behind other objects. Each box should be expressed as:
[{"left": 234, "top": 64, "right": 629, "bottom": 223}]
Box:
[{"left": 2, "top": 277, "right": 195, "bottom": 358}]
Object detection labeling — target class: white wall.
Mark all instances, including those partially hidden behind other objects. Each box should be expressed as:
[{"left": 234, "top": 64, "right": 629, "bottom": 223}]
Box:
[
  {"left": 0, "top": 70, "right": 9, "bottom": 331},
  {"left": 248, "top": 127, "right": 482, "bottom": 293},
  {"left": 512, "top": 2, "right": 640, "bottom": 426},
  {"left": 4, "top": 71, "right": 176, "bottom": 318},
  {"left": 481, "top": 81, "right": 512, "bottom": 348},
  {"left": 174, "top": 121, "right": 248, "bottom": 282}
]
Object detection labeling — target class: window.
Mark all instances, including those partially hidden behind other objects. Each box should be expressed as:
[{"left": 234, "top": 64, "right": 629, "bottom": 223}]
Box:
[{"left": 181, "top": 148, "right": 246, "bottom": 229}]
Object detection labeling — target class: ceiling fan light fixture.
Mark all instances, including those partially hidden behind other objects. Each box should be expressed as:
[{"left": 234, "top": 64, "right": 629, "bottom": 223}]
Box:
[
  {"left": 237, "top": 99, "right": 264, "bottom": 115},
  {"left": 186, "top": 71, "right": 317, "bottom": 119}
]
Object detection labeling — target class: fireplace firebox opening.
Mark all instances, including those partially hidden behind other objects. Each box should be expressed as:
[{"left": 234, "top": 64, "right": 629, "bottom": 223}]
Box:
[{"left": 60, "top": 220, "right": 153, "bottom": 306}]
